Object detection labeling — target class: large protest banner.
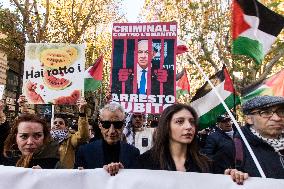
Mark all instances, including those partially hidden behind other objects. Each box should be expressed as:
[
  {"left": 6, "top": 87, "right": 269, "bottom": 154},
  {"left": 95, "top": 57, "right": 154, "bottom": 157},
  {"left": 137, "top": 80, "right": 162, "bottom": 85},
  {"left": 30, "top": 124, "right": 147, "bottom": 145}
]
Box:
[
  {"left": 0, "top": 166, "right": 283, "bottom": 189},
  {"left": 110, "top": 22, "right": 177, "bottom": 114},
  {"left": 23, "top": 43, "right": 85, "bottom": 105}
]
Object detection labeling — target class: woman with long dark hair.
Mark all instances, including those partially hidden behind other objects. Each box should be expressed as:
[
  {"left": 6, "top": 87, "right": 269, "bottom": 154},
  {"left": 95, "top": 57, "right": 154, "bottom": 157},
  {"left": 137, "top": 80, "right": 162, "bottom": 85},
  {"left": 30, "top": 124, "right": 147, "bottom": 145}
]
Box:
[
  {"left": 104, "top": 104, "right": 248, "bottom": 184},
  {"left": 135, "top": 103, "right": 209, "bottom": 172}
]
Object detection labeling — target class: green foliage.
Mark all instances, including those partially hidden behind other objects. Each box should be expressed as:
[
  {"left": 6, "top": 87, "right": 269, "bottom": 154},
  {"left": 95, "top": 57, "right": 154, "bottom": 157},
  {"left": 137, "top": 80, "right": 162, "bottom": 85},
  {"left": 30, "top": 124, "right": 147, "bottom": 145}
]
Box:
[{"left": 0, "top": 7, "right": 25, "bottom": 62}]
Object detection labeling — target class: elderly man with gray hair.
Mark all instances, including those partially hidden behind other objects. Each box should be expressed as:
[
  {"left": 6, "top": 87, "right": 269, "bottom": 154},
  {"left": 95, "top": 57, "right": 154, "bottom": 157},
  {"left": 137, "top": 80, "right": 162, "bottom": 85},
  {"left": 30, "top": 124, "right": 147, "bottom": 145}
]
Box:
[
  {"left": 237, "top": 95, "right": 284, "bottom": 179},
  {"left": 74, "top": 102, "right": 140, "bottom": 172}
]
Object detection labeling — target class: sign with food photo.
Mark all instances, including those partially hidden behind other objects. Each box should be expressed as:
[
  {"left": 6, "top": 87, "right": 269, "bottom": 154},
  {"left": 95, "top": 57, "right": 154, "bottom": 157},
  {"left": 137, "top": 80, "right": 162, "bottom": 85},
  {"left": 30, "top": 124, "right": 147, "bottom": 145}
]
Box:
[{"left": 23, "top": 43, "right": 85, "bottom": 105}]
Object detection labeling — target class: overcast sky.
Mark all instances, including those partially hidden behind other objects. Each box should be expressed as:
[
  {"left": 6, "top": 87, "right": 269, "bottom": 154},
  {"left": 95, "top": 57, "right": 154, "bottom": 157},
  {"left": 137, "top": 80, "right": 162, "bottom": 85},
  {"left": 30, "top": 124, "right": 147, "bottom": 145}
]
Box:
[
  {"left": 1, "top": 0, "right": 144, "bottom": 22},
  {"left": 122, "top": 0, "right": 144, "bottom": 22}
]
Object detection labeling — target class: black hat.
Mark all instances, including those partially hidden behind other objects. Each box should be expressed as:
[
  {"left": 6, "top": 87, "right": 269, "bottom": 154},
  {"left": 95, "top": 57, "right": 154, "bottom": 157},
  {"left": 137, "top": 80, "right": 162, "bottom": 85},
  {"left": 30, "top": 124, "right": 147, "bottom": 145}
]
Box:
[
  {"left": 242, "top": 96, "right": 284, "bottom": 115},
  {"left": 217, "top": 114, "right": 231, "bottom": 122}
]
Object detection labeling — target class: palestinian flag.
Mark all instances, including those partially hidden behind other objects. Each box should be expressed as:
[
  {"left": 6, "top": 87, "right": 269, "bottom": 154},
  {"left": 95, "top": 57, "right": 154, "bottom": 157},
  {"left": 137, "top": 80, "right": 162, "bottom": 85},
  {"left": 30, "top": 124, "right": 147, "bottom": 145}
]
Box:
[
  {"left": 84, "top": 55, "right": 103, "bottom": 91},
  {"left": 176, "top": 68, "right": 190, "bottom": 96},
  {"left": 241, "top": 69, "right": 284, "bottom": 102},
  {"left": 232, "top": 0, "right": 284, "bottom": 65},
  {"left": 190, "top": 65, "right": 240, "bottom": 129},
  {"left": 176, "top": 40, "right": 189, "bottom": 55}
]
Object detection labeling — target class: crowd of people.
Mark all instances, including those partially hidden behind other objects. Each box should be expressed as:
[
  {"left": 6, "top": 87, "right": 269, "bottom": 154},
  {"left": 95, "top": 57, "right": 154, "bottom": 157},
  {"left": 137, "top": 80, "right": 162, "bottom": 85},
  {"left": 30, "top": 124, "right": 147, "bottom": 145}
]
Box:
[{"left": 0, "top": 95, "right": 284, "bottom": 183}]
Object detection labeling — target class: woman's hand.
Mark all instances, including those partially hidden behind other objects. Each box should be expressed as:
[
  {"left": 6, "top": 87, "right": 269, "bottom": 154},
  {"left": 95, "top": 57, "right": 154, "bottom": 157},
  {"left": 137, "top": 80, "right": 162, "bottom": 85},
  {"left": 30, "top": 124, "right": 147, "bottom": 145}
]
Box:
[
  {"left": 103, "top": 162, "right": 124, "bottom": 176},
  {"left": 77, "top": 97, "right": 87, "bottom": 113},
  {"left": 18, "top": 95, "right": 27, "bottom": 106},
  {"left": 225, "top": 168, "right": 249, "bottom": 185},
  {"left": 18, "top": 95, "right": 29, "bottom": 114},
  {"left": 32, "top": 165, "right": 42, "bottom": 169}
]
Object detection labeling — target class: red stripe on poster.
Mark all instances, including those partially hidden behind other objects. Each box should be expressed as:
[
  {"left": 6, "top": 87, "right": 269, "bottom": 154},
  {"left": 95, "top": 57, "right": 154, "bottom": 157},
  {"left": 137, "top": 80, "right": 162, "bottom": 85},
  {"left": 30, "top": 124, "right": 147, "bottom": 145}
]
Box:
[
  {"left": 174, "top": 38, "right": 177, "bottom": 101},
  {"left": 160, "top": 39, "right": 165, "bottom": 95},
  {"left": 110, "top": 38, "right": 114, "bottom": 95},
  {"left": 122, "top": 39, "right": 127, "bottom": 94},
  {"left": 133, "top": 39, "right": 138, "bottom": 94}
]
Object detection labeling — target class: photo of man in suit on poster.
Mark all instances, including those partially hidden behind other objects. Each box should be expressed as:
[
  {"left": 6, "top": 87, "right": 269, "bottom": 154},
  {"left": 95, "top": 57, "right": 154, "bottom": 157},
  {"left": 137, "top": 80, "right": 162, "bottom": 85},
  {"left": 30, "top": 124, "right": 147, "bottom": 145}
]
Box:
[
  {"left": 111, "top": 38, "right": 175, "bottom": 105},
  {"left": 113, "top": 39, "right": 172, "bottom": 92},
  {"left": 137, "top": 39, "right": 160, "bottom": 95}
]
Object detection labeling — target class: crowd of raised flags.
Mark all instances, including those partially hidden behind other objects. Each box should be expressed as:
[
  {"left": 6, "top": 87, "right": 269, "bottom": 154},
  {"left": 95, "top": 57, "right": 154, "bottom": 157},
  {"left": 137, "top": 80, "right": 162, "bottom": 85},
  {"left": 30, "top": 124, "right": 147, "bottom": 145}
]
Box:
[
  {"left": 83, "top": 0, "right": 283, "bottom": 128},
  {"left": 0, "top": 0, "right": 278, "bottom": 128}
]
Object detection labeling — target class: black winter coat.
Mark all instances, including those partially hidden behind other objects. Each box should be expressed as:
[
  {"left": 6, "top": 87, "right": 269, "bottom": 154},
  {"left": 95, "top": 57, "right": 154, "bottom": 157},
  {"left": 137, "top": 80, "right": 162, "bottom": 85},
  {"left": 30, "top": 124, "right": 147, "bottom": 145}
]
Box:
[
  {"left": 0, "top": 121, "right": 10, "bottom": 164},
  {"left": 237, "top": 125, "right": 284, "bottom": 179},
  {"left": 134, "top": 149, "right": 212, "bottom": 173},
  {"left": 201, "top": 127, "right": 236, "bottom": 174},
  {"left": 2, "top": 141, "right": 60, "bottom": 169}
]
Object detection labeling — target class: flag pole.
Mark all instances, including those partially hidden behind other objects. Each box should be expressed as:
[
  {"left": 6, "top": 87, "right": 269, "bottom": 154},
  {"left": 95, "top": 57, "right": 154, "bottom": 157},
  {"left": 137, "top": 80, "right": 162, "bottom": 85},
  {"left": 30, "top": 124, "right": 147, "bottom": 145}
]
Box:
[
  {"left": 231, "top": 63, "right": 237, "bottom": 117},
  {"left": 99, "top": 84, "right": 102, "bottom": 108},
  {"left": 188, "top": 53, "right": 266, "bottom": 178},
  {"left": 51, "top": 104, "right": 55, "bottom": 125}
]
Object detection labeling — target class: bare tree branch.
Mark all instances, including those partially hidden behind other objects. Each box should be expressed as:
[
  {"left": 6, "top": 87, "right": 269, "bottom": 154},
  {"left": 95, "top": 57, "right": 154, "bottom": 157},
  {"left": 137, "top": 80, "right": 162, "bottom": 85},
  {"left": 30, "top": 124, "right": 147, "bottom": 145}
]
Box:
[
  {"left": 242, "top": 47, "right": 284, "bottom": 90},
  {"left": 33, "top": 0, "right": 41, "bottom": 42},
  {"left": 74, "top": 1, "right": 85, "bottom": 34},
  {"left": 11, "top": 0, "right": 25, "bottom": 16},
  {"left": 199, "top": 35, "right": 219, "bottom": 71},
  {"left": 40, "top": 0, "right": 50, "bottom": 42},
  {"left": 71, "top": 0, "right": 78, "bottom": 34},
  {"left": 216, "top": 42, "right": 230, "bottom": 66},
  {"left": 72, "top": 0, "right": 97, "bottom": 43}
]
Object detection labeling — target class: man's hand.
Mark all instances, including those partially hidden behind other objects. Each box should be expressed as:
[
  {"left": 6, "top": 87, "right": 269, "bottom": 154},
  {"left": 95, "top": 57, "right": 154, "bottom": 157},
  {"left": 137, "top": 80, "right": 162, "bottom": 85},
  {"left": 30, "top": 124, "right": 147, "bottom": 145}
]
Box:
[
  {"left": 154, "top": 69, "right": 168, "bottom": 83},
  {"left": 103, "top": 162, "right": 124, "bottom": 176},
  {"left": 104, "top": 90, "right": 112, "bottom": 102},
  {"left": 17, "top": 95, "right": 28, "bottom": 106},
  {"left": 77, "top": 97, "right": 87, "bottom": 113},
  {"left": 17, "top": 95, "right": 29, "bottom": 114},
  {"left": 225, "top": 168, "right": 249, "bottom": 185},
  {"left": 118, "top": 69, "right": 132, "bottom": 82}
]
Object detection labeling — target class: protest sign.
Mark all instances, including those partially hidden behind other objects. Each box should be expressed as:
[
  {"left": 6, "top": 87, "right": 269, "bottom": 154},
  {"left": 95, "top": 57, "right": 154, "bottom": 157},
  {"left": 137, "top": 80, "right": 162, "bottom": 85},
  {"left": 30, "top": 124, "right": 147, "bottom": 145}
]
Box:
[
  {"left": 0, "top": 167, "right": 283, "bottom": 189},
  {"left": 23, "top": 43, "right": 85, "bottom": 104},
  {"left": 110, "top": 22, "right": 177, "bottom": 114}
]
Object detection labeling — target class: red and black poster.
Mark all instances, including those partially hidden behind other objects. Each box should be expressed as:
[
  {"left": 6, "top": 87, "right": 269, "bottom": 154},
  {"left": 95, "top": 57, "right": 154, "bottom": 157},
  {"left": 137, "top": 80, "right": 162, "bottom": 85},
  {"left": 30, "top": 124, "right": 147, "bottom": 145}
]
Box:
[{"left": 110, "top": 22, "right": 177, "bottom": 114}]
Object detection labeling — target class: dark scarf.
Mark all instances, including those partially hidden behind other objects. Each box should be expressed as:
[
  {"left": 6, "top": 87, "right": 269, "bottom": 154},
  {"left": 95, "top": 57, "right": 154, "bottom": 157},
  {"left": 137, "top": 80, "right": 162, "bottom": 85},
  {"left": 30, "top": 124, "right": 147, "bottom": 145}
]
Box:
[{"left": 102, "top": 140, "right": 120, "bottom": 165}]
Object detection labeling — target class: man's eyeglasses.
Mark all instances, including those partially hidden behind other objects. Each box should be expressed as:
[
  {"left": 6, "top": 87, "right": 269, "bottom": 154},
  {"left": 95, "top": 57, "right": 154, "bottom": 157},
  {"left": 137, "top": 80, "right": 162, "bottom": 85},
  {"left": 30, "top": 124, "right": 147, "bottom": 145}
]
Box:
[
  {"left": 54, "top": 121, "right": 64, "bottom": 125},
  {"left": 251, "top": 109, "right": 284, "bottom": 118},
  {"left": 100, "top": 121, "right": 124, "bottom": 129}
]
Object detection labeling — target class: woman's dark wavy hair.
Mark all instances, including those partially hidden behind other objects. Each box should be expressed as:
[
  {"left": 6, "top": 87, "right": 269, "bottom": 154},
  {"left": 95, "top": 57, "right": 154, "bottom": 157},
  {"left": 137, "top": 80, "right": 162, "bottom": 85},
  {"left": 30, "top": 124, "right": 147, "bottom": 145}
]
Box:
[
  {"left": 3, "top": 113, "right": 51, "bottom": 167},
  {"left": 151, "top": 103, "right": 210, "bottom": 172}
]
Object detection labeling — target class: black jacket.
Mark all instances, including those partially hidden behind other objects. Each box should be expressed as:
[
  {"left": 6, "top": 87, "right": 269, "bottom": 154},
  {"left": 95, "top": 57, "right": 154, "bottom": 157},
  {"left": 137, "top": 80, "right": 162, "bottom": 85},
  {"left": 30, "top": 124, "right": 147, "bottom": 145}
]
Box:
[
  {"left": 74, "top": 139, "right": 140, "bottom": 169},
  {"left": 237, "top": 125, "right": 284, "bottom": 179},
  {"left": 0, "top": 121, "right": 10, "bottom": 164},
  {"left": 201, "top": 127, "right": 236, "bottom": 174},
  {"left": 2, "top": 141, "right": 60, "bottom": 169},
  {"left": 134, "top": 149, "right": 212, "bottom": 173}
]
